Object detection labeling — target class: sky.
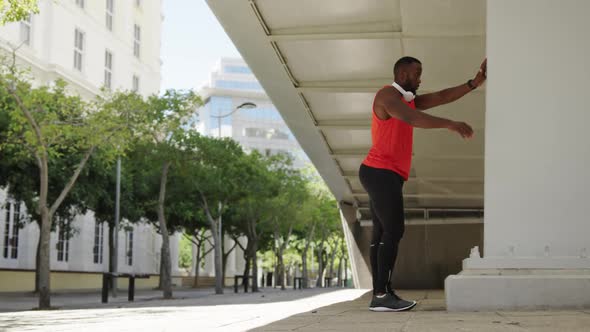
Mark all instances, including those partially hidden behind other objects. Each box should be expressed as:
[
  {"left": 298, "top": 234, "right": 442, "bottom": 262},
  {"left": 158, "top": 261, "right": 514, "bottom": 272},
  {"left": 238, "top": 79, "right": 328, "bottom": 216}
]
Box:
[{"left": 160, "top": 0, "right": 240, "bottom": 91}]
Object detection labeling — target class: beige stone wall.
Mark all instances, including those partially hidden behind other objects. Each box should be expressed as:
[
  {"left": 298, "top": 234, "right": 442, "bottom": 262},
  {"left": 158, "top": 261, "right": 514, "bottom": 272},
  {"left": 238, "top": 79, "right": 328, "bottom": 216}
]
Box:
[
  {"left": 0, "top": 270, "right": 160, "bottom": 292},
  {"left": 348, "top": 219, "right": 483, "bottom": 289}
]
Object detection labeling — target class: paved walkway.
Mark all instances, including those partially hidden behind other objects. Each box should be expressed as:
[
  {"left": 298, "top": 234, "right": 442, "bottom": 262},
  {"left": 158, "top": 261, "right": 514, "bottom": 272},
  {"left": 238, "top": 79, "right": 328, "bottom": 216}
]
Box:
[
  {"left": 0, "top": 287, "right": 366, "bottom": 331},
  {"left": 2, "top": 288, "right": 590, "bottom": 331},
  {"left": 255, "top": 290, "right": 590, "bottom": 331}
]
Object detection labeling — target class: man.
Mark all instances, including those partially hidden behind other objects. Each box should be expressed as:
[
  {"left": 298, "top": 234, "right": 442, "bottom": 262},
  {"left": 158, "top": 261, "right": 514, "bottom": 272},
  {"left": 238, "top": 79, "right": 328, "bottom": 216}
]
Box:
[{"left": 359, "top": 57, "right": 486, "bottom": 312}]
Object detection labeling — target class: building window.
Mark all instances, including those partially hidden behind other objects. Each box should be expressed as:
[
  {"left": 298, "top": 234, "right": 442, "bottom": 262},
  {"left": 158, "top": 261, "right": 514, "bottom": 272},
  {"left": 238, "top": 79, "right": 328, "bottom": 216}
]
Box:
[
  {"left": 2, "top": 202, "right": 20, "bottom": 260},
  {"left": 93, "top": 223, "right": 104, "bottom": 264},
  {"left": 133, "top": 24, "right": 140, "bottom": 58},
  {"left": 125, "top": 229, "right": 133, "bottom": 266},
  {"left": 243, "top": 127, "right": 289, "bottom": 140},
  {"left": 56, "top": 221, "right": 70, "bottom": 262},
  {"left": 20, "top": 15, "right": 32, "bottom": 46},
  {"left": 104, "top": 50, "right": 113, "bottom": 89},
  {"left": 93, "top": 222, "right": 104, "bottom": 264},
  {"left": 75, "top": 0, "right": 85, "bottom": 9},
  {"left": 74, "top": 29, "right": 84, "bottom": 72},
  {"left": 215, "top": 80, "right": 262, "bottom": 91},
  {"left": 3, "top": 208, "right": 9, "bottom": 258},
  {"left": 106, "top": 0, "right": 114, "bottom": 31},
  {"left": 224, "top": 66, "right": 252, "bottom": 74},
  {"left": 132, "top": 75, "right": 139, "bottom": 92}
]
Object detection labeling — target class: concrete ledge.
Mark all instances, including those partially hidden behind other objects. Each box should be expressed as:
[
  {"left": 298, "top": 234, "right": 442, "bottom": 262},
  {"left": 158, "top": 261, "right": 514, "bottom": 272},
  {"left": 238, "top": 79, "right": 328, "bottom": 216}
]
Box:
[{"left": 445, "top": 271, "right": 590, "bottom": 311}]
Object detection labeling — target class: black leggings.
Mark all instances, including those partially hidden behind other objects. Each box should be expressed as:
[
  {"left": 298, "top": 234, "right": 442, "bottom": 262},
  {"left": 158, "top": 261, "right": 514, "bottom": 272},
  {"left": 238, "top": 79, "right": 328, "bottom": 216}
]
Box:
[{"left": 358, "top": 164, "right": 405, "bottom": 294}]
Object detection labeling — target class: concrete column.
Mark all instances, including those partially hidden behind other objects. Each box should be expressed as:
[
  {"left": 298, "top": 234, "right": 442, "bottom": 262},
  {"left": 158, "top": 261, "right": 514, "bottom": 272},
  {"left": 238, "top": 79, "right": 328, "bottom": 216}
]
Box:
[
  {"left": 203, "top": 238, "right": 215, "bottom": 277},
  {"left": 234, "top": 236, "right": 247, "bottom": 275},
  {"left": 170, "top": 232, "right": 182, "bottom": 276},
  {"left": 224, "top": 235, "right": 237, "bottom": 277},
  {"left": 446, "top": 0, "right": 590, "bottom": 311},
  {"left": 191, "top": 242, "right": 198, "bottom": 276}
]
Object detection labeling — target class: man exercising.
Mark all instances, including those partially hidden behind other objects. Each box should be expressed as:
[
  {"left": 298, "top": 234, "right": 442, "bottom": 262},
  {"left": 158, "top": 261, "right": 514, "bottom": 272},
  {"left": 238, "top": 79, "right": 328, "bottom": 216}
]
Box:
[{"left": 360, "top": 57, "right": 486, "bottom": 312}]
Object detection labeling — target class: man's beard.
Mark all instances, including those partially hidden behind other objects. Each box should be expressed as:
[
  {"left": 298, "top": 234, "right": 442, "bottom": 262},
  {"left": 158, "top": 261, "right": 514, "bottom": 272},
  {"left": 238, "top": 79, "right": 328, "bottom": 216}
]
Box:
[{"left": 402, "top": 82, "right": 417, "bottom": 94}]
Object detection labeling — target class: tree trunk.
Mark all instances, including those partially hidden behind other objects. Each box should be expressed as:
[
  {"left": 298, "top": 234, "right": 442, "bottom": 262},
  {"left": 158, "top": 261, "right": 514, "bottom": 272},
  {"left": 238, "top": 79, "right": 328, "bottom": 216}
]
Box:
[
  {"left": 303, "top": 225, "right": 315, "bottom": 289},
  {"left": 251, "top": 239, "right": 259, "bottom": 292},
  {"left": 158, "top": 257, "right": 164, "bottom": 289},
  {"left": 212, "top": 222, "right": 223, "bottom": 294},
  {"left": 222, "top": 242, "right": 227, "bottom": 288},
  {"left": 316, "top": 246, "right": 328, "bottom": 288},
  {"left": 337, "top": 256, "right": 343, "bottom": 287},
  {"left": 344, "top": 258, "right": 348, "bottom": 286},
  {"left": 242, "top": 240, "right": 252, "bottom": 289},
  {"left": 108, "top": 223, "right": 116, "bottom": 291},
  {"left": 37, "top": 155, "right": 51, "bottom": 309},
  {"left": 242, "top": 256, "right": 250, "bottom": 288},
  {"left": 202, "top": 198, "right": 225, "bottom": 295},
  {"left": 301, "top": 246, "right": 308, "bottom": 288},
  {"left": 193, "top": 240, "right": 202, "bottom": 288},
  {"left": 38, "top": 206, "right": 51, "bottom": 309},
  {"left": 157, "top": 161, "right": 173, "bottom": 299},
  {"left": 34, "top": 226, "right": 40, "bottom": 293},
  {"left": 315, "top": 248, "right": 322, "bottom": 287},
  {"left": 329, "top": 248, "right": 336, "bottom": 282},
  {"left": 278, "top": 247, "right": 286, "bottom": 290},
  {"left": 202, "top": 200, "right": 223, "bottom": 294},
  {"left": 274, "top": 249, "right": 281, "bottom": 288},
  {"left": 321, "top": 250, "right": 328, "bottom": 286}
]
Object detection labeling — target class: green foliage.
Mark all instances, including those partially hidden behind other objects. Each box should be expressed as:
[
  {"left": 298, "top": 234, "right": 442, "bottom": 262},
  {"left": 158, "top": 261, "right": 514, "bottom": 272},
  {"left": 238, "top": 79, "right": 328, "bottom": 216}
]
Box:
[
  {"left": 178, "top": 234, "right": 193, "bottom": 269},
  {"left": 0, "top": 0, "right": 39, "bottom": 25},
  {"left": 0, "top": 68, "right": 136, "bottom": 227},
  {"left": 0, "top": 53, "right": 348, "bottom": 290}
]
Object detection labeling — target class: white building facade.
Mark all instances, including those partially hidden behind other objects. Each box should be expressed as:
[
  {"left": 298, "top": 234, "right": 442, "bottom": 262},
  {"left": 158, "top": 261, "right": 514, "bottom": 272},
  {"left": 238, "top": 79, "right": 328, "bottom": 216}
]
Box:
[{"left": 0, "top": 0, "right": 178, "bottom": 290}]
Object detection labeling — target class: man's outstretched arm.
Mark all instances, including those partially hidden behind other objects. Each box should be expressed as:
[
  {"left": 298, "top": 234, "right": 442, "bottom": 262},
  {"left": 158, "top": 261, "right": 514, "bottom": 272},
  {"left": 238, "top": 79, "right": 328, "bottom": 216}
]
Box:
[
  {"left": 415, "top": 58, "right": 486, "bottom": 111},
  {"left": 376, "top": 89, "right": 474, "bottom": 139}
]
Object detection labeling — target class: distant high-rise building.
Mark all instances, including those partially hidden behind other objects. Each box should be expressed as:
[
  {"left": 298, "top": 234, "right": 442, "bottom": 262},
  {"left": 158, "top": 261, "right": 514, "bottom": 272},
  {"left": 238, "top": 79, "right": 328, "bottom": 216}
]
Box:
[{"left": 195, "top": 58, "right": 309, "bottom": 169}]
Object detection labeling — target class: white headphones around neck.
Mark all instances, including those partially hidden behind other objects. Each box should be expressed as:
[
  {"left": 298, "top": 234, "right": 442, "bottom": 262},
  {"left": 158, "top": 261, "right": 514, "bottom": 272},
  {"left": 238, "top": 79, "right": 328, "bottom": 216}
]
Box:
[{"left": 392, "top": 82, "right": 415, "bottom": 102}]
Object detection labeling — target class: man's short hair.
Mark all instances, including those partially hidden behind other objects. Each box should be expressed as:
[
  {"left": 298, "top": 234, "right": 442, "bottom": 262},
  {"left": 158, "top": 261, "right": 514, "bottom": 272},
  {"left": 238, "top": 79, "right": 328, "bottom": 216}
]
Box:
[{"left": 394, "top": 56, "right": 421, "bottom": 76}]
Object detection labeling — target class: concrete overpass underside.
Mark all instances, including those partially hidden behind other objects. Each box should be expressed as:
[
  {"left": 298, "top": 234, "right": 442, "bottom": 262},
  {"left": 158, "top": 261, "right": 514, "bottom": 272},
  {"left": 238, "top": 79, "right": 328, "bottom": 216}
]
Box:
[{"left": 207, "top": 0, "right": 486, "bottom": 290}]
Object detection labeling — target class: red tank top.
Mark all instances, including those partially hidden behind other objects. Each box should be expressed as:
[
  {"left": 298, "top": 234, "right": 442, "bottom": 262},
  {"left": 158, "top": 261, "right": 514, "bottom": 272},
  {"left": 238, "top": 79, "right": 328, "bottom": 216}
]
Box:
[{"left": 362, "top": 90, "right": 415, "bottom": 180}]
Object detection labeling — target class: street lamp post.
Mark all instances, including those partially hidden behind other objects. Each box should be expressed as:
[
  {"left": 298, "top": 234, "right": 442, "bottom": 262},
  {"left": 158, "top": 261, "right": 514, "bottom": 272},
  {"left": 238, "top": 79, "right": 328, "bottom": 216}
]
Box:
[
  {"left": 209, "top": 101, "right": 256, "bottom": 287},
  {"left": 211, "top": 101, "right": 257, "bottom": 139},
  {"left": 112, "top": 157, "right": 121, "bottom": 297}
]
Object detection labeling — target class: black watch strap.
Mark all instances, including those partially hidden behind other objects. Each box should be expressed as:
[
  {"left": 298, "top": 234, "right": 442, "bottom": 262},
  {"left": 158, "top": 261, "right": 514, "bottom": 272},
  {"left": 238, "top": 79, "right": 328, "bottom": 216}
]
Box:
[{"left": 467, "top": 79, "right": 476, "bottom": 90}]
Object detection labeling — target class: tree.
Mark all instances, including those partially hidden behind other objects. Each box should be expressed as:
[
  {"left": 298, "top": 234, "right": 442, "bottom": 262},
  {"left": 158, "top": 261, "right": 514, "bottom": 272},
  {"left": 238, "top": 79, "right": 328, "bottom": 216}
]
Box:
[
  {"left": 164, "top": 162, "right": 212, "bottom": 288},
  {"left": 152, "top": 91, "right": 201, "bottom": 297},
  {"left": 326, "top": 231, "right": 344, "bottom": 285},
  {"left": 268, "top": 160, "right": 307, "bottom": 290},
  {"left": 183, "top": 135, "right": 248, "bottom": 294},
  {"left": 129, "top": 90, "right": 200, "bottom": 299},
  {"left": 231, "top": 151, "right": 278, "bottom": 292},
  {"left": 0, "top": 66, "right": 137, "bottom": 308},
  {"left": 0, "top": 138, "right": 92, "bottom": 293},
  {"left": 337, "top": 234, "right": 348, "bottom": 287},
  {"left": 313, "top": 198, "right": 340, "bottom": 288},
  {"left": 0, "top": 0, "right": 39, "bottom": 24},
  {"left": 177, "top": 234, "right": 192, "bottom": 271},
  {"left": 81, "top": 91, "right": 147, "bottom": 295},
  {"left": 291, "top": 169, "right": 334, "bottom": 289},
  {"left": 187, "top": 228, "right": 213, "bottom": 287}
]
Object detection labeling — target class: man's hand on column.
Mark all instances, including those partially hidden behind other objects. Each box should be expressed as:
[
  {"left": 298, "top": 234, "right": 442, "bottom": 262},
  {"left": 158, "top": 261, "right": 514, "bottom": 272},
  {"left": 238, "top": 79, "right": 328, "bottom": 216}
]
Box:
[{"left": 472, "top": 58, "right": 487, "bottom": 88}]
